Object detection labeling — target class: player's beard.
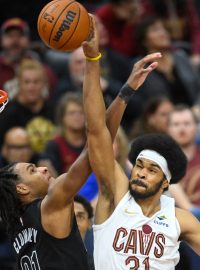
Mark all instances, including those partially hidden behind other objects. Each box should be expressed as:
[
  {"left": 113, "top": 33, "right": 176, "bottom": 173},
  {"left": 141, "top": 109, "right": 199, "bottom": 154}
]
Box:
[{"left": 129, "top": 178, "right": 164, "bottom": 200}]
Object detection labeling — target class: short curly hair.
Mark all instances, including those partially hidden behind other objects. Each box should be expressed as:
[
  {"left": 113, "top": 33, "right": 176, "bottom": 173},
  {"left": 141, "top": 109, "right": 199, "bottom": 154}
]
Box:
[
  {"left": 129, "top": 133, "right": 187, "bottom": 184},
  {"left": 74, "top": 195, "right": 93, "bottom": 219}
]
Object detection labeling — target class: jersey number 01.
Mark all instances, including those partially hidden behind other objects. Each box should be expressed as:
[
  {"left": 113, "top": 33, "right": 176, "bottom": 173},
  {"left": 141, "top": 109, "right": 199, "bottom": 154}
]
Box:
[{"left": 20, "top": 250, "right": 41, "bottom": 270}]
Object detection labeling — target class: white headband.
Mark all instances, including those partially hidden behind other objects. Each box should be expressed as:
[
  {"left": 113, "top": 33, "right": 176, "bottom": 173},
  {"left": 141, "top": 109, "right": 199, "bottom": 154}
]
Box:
[{"left": 136, "top": 149, "right": 172, "bottom": 182}]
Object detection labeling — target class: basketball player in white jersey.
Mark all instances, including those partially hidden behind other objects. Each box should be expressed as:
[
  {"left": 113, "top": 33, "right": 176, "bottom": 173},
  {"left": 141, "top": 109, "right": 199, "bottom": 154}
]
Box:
[{"left": 82, "top": 17, "right": 200, "bottom": 270}]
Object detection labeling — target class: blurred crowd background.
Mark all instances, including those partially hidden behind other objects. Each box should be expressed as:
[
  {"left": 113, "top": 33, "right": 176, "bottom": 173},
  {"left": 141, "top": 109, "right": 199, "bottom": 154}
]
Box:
[{"left": 1, "top": 0, "right": 200, "bottom": 269}]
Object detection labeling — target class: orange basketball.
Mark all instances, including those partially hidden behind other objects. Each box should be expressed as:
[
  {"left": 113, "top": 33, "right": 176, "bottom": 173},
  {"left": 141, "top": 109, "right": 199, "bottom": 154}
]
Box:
[{"left": 37, "top": 0, "right": 91, "bottom": 51}]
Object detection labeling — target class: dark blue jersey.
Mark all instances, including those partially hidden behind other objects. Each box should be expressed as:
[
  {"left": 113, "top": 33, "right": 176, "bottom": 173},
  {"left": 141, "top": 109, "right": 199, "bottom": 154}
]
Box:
[{"left": 12, "top": 200, "right": 90, "bottom": 270}]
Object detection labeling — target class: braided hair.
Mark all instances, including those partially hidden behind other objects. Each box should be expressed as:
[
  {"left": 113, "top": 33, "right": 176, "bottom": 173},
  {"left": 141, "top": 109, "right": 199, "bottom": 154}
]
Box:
[{"left": 0, "top": 163, "right": 23, "bottom": 234}]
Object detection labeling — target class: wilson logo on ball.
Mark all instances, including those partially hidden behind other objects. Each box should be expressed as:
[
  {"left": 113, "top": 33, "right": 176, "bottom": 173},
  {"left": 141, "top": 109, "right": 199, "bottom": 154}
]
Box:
[
  {"left": 53, "top": 10, "right": 77, "bottom": 42},
  {"left": 43, "top": 13, "right": 55, "bottom": 24}
]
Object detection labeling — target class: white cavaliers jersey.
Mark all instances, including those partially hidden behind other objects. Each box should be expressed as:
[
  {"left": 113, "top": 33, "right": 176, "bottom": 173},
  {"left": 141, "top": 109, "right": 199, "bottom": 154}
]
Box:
[{"left": 93, "top": 192, "right": 181, "bottom": 270}]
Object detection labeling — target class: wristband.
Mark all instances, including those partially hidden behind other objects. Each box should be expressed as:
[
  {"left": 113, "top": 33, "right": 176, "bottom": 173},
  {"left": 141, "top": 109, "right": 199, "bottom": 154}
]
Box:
[
  {"left": 86, "top": 52, "right": 102, "bottom": 61},
  {"left": 118, "top": 83, "right": 135, "bottom": 104}
]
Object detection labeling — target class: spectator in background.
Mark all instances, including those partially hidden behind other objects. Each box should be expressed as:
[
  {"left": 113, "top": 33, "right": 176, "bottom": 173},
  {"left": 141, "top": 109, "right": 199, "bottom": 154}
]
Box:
[
  {"left": 54, "top": 43, "right": 130, "bottom": 107},
  {"left": 148, "top": 0, "right": 200, "bottom": 68},
  {"left": 167, "top": 104, "right": 200, "bottom": 270},
  {"left": 192, "top": 104, "right": 200, "bottom": 144},
  {"left": 134, "top": 16, "right": 200, "bottom": 105},
  {"left": 129, "top": 96, "right": 174, "bottom": 139},
  {"left": 95, "top": 15, "right": 131, "bottom": 93},
  {"left": 95, "top": 0, "right": 151, "bottom": 57},
  {"left": 0, "top": 59, "right": 55, "bottom": 150},
  {"left": 53, "top": 47, "right": 100, "bottom": 102},
  {"left": 43, "top": 92, "right": 86, "bottom": 176},
  {"left": 122, "top": 16, "right": 200, "bottom": 131},
  {"left": 47, "top": 15, "right": 131, "bottom": 105},
  {"left": 167, "top": 105, "right": 200, "bottom": 207},
  {"left": 0, "top": 127, "right": 41, "bottom": 168},
  {"left": 0, "top": 17, "right": 57, "bottom": 98},
  {"left": 74, "top": 195, "right": 95, "bottom": 270}
]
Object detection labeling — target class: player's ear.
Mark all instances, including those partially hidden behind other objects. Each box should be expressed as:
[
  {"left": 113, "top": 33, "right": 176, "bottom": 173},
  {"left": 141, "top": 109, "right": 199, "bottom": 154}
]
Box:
[
  {"left": 162, "top": 178, "right": 169, "bottom": 190},
  {"left": 16, "top": 183, "right": 30, "bottom": 195}
]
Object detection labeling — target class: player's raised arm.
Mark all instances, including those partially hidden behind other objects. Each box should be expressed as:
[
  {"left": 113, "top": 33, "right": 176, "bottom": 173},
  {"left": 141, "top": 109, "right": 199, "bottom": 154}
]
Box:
[
  {"left": 82, "top": 17, "right": 118, "bottom": 203},
  {"left": 82, "top": 17, "right": 162, "bottom": 206}
]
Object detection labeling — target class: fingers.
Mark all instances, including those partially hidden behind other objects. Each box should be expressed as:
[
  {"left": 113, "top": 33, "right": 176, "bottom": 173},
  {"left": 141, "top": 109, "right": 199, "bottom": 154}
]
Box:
[
  {"left": 137, "top": 61, "right": 158, "bottom": 76},
  {"left": 144, "top": 52, "right": 162, "bottom": 61},
  {"left": 149, "top": 61, "right": 158, "bottom": 69},
  {"left": 88, "top": 14, "right": 98, "bottom": 37},
  {"left": 82, "top": 15, "right": 100, "bottom": 58},
  {"left": 144, "top": 61, "right": 158, "bottom": 71},
  {"left": 142, "top": 52, "right": 162, "bottom": 64},
  {"left": 136, "top": 52, "right": 162, "bottom": 69},
  {"left": 87, "top": 15, "right": 95, "bottom": 41}
]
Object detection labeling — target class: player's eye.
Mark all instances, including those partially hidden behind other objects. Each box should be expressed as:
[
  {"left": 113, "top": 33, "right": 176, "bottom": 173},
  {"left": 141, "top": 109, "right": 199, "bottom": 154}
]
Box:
[
  {"left": 136, "top": 164, "right": 142, "bottom": 168},
  {"left": 149, "top": 168, "right": 157, "bottom": 173},
  {"left": 30, "top": 168, "right": 34, "bottom": 173},
  {"left": 29, "top": 166, "right": 36, "bottom": 174}
]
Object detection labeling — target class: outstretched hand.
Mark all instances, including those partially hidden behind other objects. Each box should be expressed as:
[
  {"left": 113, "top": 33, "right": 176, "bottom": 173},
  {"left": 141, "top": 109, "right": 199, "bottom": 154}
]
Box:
[
  {"left": 82, "top": 15, "right": 99, "bottom": 58},
  {"left": 127, "top": 53, "right": 162, "bottom": 90}
]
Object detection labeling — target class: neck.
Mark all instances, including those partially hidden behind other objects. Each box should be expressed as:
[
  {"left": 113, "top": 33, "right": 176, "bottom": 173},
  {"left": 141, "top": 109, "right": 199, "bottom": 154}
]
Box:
[
  {"left": 135, "top": 192, "right": 162, "bottom": 217},
  {"left": 17, "top": 96, "right": 44, "bottom": 112},
  {"left": 181, "top": 142, "right": 196, "bottom": 161},
  {"left": 63, "top": 128, "right": 85, "bottom": 146}
]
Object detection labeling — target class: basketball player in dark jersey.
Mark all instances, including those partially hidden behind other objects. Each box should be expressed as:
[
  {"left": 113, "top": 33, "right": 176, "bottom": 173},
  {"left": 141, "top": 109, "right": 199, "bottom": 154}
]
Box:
[{"left": 0, "top": 21, "right": 161, "bottom": 270}]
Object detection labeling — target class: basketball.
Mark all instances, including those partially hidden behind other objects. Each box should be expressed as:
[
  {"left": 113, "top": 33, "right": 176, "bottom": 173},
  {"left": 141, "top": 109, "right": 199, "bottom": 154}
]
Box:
[{"left": 37, "top": 0, "right": 91, "bottom": 51}]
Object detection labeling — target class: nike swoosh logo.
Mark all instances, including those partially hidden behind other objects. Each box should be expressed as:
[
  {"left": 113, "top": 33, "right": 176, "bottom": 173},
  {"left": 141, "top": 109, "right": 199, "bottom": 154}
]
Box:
[{"left": 124, "top": 208, "right": 137, "bottom": 215}]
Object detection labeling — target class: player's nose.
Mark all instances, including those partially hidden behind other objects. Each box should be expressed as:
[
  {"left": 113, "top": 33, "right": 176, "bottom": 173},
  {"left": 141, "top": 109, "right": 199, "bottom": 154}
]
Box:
[
  {"left": 137, "top": 168, "right": 147, "bottom": 179},
  {"left": 37, "top": 166, "right": 48, "bottom": 174}
]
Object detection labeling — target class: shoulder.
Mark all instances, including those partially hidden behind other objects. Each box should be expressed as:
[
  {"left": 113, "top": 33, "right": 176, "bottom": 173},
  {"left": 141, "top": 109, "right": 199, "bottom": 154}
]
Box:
[
  {"left": 175, "top": 207, "right": 198, "bottom": 235},
  {"left": 22, "top": 199, "right": 42, "bottom": 223},
  {"left": 176, "top": 207, "right": 190, "bottom": 217},
  {"left": 176, "top": 207, "right": 193, "bottom": 221}
]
